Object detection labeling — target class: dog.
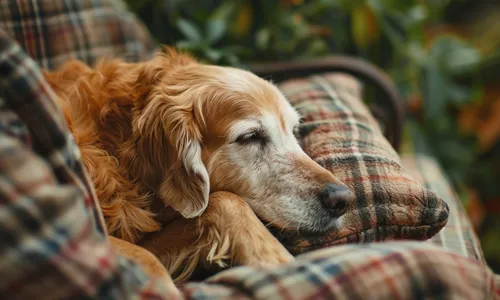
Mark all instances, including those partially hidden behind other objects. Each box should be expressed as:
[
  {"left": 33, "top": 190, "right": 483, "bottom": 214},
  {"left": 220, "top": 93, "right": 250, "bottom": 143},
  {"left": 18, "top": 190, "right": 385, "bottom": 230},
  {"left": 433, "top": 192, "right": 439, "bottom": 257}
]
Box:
[{"left": 43, "top": 48, "right": 355, "bottom": 282}]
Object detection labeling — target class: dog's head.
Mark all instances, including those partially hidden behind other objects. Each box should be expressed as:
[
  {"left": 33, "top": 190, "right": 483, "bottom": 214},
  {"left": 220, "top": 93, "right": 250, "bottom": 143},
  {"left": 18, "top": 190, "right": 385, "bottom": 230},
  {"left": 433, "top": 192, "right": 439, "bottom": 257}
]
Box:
[{"left": 133, "top": 50, "right": 354, "bottom": 233}]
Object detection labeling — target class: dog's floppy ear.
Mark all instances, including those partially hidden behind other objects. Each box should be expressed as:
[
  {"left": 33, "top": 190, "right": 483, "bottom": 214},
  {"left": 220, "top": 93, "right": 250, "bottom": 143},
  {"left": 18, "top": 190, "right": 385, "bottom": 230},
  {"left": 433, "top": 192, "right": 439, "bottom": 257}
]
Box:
[
  {"left": 158, "top": 103, "right": 209, "bottom": 219},
  {"left": 133, "top": 52, "right": 210, "bottom": 219}
]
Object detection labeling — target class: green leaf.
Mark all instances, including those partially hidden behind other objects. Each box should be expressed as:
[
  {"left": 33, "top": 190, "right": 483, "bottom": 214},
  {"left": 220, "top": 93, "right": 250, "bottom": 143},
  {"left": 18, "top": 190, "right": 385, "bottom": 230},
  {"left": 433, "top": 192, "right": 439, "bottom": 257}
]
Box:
[
  {"left": 424, "top": 65, "right": 449, "bottom": 119},
  {"left": 308, "top": 38, "right": 328, "bottom": 55},
  {"left": 337, "top": 0, "right": 363, "bottom": 11},
  {"left": 448, "top": 84, "right": 472, "bottom": 105},
  {"left": 406, "top": 41, "right": 427, "bottom": 66},
  {"left": 209, "top": 0, "right": 238, "bottom": 21},
  {"left": 377, "top": 14, "right": 406, "bottom": 53},
  {"left": 220, "top": 45, "right": 245, "bottom": 54},
  {"left": 206, "top": 20, "right": 227, "bottom": 44},
  {"left": 298, "top": 0, "right": 337, "bottom": 17},
  {"left": 429, "top": 36, "right": 482, "bottom": 76},
  {"left": 351, "top": 3, "right": 380, "bottom": 49},
  {"left": 224, "top": 54, "right": 240, "bottom": 66},
  {"left": 176, "top": 19, "right": 202, "bottom": 42},
  {"left": 371, "top": 0, "right": 420, "bottom": 13},
  {"left": 203, "top": 48, "right": 223, "bottom": 62},
  {"left": 437, "top": 138, "right": 476, "bottom": 165},
  {"left": 445, "top": 47, "right": 481, "bottom": 76},
  {"left": 256, "top": 28, "right": 271, "bottom": 50},
  {"left": 470, "top": 79, "right": 485, "bottom": 105},
  {"left": 175, "top": 40, "right": 199, "bottom": 50},
  {"left": 407, "top": 4, "right": 428, "bottom": 25}
]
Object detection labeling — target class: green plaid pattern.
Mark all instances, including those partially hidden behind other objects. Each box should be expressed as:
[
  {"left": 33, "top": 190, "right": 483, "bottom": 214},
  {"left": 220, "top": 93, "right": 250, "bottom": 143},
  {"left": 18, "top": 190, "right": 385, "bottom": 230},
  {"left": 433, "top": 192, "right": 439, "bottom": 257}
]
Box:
[{"left": 0, "top": 0, "right": 156, "bottom": 70}]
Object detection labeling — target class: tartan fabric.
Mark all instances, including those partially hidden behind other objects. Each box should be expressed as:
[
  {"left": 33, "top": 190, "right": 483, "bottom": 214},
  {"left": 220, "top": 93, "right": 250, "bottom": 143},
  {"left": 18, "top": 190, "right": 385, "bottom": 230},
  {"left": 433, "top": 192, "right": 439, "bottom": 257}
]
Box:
[
  {"left": 0, "top": 29, "right": 178, "bottom": 299},
  {"left": 0, "top": 0, "right": 156, "bottom": 71},
  {"left": 0, "top": 3, "right": 499, "bottom": 299},
  {"left": 0, "top": 0, "right": 452, "bottom": 256},
  {"left": 400, "top": 125, "right": 486, "bottom": 263},
  {"left": 274, "top": 74, "right": 450, "bottom": 254},
  {"left": 2, "top": 25, "right": 499, "bottom": 300},
  {"left": 184, "top": 242, "right": 500, "bottom": 300}
]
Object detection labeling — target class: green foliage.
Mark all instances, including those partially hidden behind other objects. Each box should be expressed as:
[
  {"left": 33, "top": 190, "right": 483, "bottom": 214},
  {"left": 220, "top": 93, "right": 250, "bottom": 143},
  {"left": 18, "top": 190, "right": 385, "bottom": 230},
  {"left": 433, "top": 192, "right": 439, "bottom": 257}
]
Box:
[
  {"left": 175, "top": 17, "right": 242, "bottom": 65},
  {"left": 126, "top": 0, "right": 500, "bottom": 269}
]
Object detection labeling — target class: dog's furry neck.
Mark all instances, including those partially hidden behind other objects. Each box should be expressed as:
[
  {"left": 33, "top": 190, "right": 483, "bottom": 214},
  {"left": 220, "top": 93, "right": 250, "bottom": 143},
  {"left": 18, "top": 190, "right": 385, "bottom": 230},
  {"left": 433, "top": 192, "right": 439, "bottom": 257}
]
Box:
[{"left": 43, "top": 58, "right": 181, "bottom": 242}]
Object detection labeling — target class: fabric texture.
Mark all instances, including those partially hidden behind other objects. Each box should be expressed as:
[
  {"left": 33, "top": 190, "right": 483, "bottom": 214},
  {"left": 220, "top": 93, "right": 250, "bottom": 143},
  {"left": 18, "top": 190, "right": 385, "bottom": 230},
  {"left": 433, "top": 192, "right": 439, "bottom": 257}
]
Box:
[
  {"left": 1, "top": 0, "right": 450, "bottom": 256},
  {"left": 2, "top": 25, "right": 499, "bottom": 300},
  {"left": 0, "top": 0, "right": 156, "bottom": 71},
  {"left": 184, "top": 242, "right": 500, "bottom": 300},
  {"left": 273, "top": 74, "right": 450, "bottom": 254},
  {"left": 0, "top": 1, "right": 499, "bottom": 299},
  {"left": 0, "top": 29, "right": 179, "bottom": 299},
  {"left": 400, "top": 124, "right": 487, "bottom": 263}
]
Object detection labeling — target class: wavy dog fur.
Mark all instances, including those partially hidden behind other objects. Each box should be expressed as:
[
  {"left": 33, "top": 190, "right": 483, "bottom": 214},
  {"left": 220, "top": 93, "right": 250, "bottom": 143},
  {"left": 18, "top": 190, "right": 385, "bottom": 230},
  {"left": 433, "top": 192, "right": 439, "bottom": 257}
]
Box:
[{"left": 44, "top": 48, "right": 350, "bottom": 282}]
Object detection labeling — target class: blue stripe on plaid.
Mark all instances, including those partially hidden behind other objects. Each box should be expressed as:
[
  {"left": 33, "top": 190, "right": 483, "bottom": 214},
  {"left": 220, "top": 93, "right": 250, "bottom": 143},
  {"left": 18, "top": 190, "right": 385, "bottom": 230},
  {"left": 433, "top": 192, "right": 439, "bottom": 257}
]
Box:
[{"left": 182, "top": 242, "right": 499, "bottom": 299}]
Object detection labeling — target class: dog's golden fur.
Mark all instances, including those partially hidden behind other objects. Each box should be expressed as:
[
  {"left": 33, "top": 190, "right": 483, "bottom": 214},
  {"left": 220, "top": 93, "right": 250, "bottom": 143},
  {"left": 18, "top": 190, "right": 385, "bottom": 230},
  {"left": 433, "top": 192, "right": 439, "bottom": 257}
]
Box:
[
  {"left": 44, "top": 48, "right": 352, "bottom": 283},
  {"left": 43, "top": 49, "right": 296, "bottom": 282}
]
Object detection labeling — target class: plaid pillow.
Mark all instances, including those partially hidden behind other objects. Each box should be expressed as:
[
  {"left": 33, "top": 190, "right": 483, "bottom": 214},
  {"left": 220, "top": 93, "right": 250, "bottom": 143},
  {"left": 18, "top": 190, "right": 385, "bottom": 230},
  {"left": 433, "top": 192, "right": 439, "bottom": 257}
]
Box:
[
  {"left": 401, "top": 146, "right": 486, "bottom": 263},
  {"left": 273, "top": 73, "right": 450, "bottom": 254},
  {"left": 0, "top": 0, "right": 156, "bottom": 70}
]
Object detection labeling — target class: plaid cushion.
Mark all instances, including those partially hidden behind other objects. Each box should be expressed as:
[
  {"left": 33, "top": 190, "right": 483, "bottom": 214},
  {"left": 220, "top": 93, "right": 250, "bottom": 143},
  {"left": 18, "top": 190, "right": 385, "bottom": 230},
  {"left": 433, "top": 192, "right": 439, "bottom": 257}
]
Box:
[
  {"left": 400, "top": 123, "right": 486, "bottom": 263},
  {"left": 0, "top": 0, "right": 156, "bottom": 70},
  {"left": 2, "top": 26, "right": 498, "bottom": 300},
  {"left": 273, "top": 74, "right": 450, "bottom": 254},
  {"left": 0, "top": 2, "right": 498, "bottom": 299},
  {"left": 0, "top": 28, "right": 180, "bottom": 299},
  {"left": 185, "top": 242, "right": 500, "bottom": 299}
]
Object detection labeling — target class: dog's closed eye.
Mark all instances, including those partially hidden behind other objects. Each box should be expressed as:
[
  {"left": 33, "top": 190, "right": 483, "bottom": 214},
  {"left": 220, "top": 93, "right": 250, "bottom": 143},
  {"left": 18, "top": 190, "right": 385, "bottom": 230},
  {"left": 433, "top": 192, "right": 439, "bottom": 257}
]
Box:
[{"left": 235, "top": 128, "right": 268, "bottom": 145}]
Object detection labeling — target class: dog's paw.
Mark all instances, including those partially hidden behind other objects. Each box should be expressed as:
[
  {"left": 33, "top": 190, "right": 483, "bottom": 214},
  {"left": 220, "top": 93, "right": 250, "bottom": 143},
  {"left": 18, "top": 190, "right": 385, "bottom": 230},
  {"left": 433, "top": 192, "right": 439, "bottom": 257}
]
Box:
[
  {"left": 204, "top": 191, "right": 295, "bottom": 269},
  {"left": 255, "top": 247, "right": 295, "bottom": 267},
  {"left": 237, "top": 237, "right": 295, "bottom": 268}
]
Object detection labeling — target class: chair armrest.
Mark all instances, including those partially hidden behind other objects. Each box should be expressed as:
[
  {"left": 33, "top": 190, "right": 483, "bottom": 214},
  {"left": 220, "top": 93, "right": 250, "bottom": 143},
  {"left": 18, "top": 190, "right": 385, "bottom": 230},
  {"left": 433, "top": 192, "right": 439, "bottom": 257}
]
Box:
[{"left": 248, "top": 56, "right": 405, "bottom": 152}]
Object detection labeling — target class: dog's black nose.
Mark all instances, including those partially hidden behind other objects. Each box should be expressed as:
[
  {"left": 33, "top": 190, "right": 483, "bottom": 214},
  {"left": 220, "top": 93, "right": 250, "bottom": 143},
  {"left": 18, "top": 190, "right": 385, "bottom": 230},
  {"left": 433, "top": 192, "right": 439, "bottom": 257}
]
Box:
[{"left": 319, "top": 184, "right": 354, "bottom": 218}]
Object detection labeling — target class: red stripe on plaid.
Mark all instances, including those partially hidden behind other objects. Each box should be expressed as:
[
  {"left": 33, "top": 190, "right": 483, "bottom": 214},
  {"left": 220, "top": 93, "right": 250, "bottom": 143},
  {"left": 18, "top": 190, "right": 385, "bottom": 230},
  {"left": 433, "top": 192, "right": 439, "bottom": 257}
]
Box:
[
  {"left": 339, "top": 175, "right": 415, "bottom": 184},
  {"left": 371, "top": 258, "right": 403, "bottom": 300},
  {"left": 305, "top": 252, "right": 405, "bottom": 299}
]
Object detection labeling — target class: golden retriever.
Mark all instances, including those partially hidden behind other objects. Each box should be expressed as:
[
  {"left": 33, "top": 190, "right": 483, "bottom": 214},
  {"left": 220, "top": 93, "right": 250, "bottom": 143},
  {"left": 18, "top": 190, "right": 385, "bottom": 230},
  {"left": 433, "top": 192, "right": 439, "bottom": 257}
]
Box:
[{"left": 43, "top": 48, "right": 355, "bottom": 282}]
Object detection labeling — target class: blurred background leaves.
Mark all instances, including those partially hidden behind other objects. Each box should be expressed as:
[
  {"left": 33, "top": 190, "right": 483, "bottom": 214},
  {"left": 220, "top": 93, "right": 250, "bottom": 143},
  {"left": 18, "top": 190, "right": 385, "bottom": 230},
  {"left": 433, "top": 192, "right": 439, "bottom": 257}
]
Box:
[{"left": 125, "top": 0, "right": 500, "bottom": 271}]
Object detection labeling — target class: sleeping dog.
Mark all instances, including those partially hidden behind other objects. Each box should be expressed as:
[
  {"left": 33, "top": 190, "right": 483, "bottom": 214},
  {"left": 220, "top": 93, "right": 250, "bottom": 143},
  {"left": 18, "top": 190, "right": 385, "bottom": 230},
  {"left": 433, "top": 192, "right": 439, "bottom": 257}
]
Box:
[{"left": 43, "top": 48, "right": 354, "bottom": 282}]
